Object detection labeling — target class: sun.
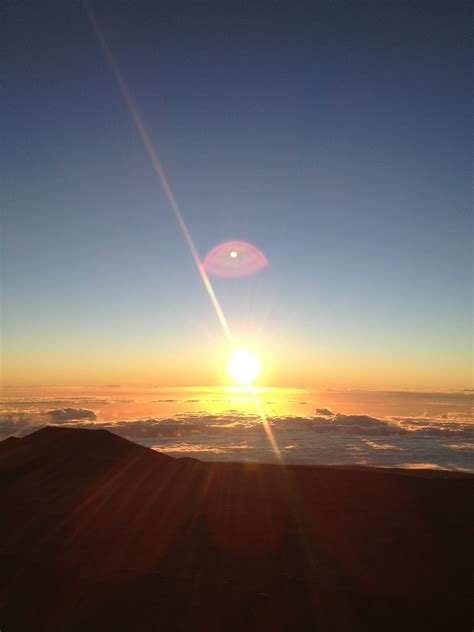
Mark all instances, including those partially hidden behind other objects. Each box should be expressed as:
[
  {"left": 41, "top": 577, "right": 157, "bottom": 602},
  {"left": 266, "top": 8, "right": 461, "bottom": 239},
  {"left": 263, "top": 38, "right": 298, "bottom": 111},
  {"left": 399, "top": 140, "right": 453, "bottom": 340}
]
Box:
[{"left": 227, "top": 350, "right": 261, "bottom": 385}]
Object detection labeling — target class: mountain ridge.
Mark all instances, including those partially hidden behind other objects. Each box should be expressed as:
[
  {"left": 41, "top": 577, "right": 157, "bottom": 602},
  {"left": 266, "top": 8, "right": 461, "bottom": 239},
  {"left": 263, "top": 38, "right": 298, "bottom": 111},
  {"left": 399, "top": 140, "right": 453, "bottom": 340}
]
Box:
[{"left": 0, "top": 426, "right": 472, "bottom": 631}]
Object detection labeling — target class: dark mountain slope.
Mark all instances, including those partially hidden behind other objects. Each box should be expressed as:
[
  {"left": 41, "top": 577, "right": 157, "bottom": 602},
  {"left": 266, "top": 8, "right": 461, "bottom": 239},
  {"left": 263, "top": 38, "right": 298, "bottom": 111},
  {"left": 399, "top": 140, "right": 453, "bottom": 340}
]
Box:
[{"left": 0, "top": 426, "right": 472, "bottom": 631}]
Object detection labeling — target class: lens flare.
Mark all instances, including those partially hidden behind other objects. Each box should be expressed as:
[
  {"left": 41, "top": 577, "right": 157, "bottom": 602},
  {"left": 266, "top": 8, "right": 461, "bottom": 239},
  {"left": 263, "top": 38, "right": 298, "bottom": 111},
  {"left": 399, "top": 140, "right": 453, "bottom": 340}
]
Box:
[
  {"left": 228, "top": 351, "right": 261, "bottom": 385},
  {"left": 204, "top": 241, "right": 268, "bottom": 278},
  {"left": 84, "top": 4, "right": 282, "bottom": 464},
  {"left": 83, "top": 1, "right": 233, "bottom": 343}
]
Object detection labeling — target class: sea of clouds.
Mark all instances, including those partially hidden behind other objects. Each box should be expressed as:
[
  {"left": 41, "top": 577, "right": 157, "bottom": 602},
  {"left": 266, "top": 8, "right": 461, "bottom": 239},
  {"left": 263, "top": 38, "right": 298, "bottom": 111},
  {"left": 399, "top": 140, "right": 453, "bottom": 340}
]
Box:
[{"left": 1, "top": 394, "right": 473, "bottom": 471}]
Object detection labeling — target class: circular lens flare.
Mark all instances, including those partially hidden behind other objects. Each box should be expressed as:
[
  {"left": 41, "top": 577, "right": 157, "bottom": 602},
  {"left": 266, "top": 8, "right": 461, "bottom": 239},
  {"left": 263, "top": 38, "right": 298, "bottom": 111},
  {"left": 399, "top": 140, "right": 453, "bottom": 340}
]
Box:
[
  {"left": 227, "top": 350, "right": 261, "bottom": 385},
  {"left": 203, "top": 241, "right": 268, "bottom": 278}
]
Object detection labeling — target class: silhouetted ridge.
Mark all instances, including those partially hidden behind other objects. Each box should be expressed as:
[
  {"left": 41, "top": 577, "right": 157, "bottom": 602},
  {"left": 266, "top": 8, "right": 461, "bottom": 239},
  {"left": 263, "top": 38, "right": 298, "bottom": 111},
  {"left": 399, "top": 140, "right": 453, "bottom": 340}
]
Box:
[
  {"left": 0, "top": 435, "right": 20, "bottom": 447},
  {"left": 1, "top": 426, "right": 167, "bottom": 478},
  {"left": 0, "top": 435, "right": 21, "bottom": 456},
  {"left": 0, "top": 427, "right": 472, "bottom": 632}
]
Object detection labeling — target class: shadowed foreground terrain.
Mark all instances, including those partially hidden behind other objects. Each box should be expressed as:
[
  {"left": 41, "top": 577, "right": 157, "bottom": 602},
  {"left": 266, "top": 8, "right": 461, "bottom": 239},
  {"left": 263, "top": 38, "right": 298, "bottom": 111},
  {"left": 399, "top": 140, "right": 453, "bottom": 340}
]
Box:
[{"left": 0, "top": 427, "right": 472, "bottom": 631}]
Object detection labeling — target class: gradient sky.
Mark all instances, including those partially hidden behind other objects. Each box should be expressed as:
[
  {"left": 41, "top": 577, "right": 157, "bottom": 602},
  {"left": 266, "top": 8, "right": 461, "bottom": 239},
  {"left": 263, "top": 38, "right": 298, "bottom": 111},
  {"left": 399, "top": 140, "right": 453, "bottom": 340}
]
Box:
[{"left": 2, "top": 1, "right": 472, "bottom": 388}]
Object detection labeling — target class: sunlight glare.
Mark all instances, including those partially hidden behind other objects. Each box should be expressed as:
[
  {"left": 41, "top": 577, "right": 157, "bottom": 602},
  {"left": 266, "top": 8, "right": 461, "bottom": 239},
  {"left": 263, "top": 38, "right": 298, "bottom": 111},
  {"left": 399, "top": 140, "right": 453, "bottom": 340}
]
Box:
[{"left": 227, "top": 350, "right": 261, "bottom": 385}]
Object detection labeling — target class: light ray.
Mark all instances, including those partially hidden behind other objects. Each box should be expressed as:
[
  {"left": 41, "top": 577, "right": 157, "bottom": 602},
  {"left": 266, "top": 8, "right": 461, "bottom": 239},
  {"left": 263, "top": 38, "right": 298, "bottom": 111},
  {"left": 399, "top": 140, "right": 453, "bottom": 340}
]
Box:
[
  {"left": 250, "top": 388, "right": 282, "bottom": 461},
  {"left": 84, "top": 1, "right": 232, "bottom": 343},
  {"left": 84, "top": 2, "right": 283, "bottom": 462}
]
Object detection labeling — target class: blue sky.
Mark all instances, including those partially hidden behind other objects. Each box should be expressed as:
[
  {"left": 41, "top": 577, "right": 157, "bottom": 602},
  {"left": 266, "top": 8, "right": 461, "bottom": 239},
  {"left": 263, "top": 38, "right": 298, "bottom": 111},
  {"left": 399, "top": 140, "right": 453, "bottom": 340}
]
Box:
[{"left": 2, "top": 1, "right": 472, "bottom": 387}]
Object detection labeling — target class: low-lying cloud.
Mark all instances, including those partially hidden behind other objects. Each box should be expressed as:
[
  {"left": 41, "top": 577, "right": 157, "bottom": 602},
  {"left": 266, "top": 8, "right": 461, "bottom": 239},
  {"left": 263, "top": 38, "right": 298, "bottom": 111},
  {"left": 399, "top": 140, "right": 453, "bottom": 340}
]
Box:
[
  {"left": 1, "top": 407, "right": 472, "bottom": 471},
  {"left": 47, "top": 408, "right": 97, "bottom": 422},
  {"left": 315, "top": 407, "right": 333, "bottom": 416},
  {"left": 0, "top": 408, "right": 97, "bottom": 437}
]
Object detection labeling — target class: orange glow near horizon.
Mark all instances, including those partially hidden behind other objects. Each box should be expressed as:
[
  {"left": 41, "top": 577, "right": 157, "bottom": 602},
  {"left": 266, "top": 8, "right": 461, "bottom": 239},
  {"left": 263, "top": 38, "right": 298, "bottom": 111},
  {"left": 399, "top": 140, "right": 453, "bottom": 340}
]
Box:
[{"left": 2, "top": 340, "right": 472, "bottom": 391}]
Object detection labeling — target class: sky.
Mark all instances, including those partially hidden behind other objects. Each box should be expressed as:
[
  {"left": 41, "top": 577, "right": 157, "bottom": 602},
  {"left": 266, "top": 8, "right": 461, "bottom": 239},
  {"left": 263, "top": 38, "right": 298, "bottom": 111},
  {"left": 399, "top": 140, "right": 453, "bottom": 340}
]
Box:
[{"left": 1, "top": 0, "right": 472, "bottom": 390}]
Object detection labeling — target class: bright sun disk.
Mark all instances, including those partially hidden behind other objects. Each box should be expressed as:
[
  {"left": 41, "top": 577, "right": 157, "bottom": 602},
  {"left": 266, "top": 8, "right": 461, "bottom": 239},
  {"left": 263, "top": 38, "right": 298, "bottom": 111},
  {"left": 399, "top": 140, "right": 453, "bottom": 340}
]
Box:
[{"left": 227, "top": 350, "right": 261, "bottom": 385}]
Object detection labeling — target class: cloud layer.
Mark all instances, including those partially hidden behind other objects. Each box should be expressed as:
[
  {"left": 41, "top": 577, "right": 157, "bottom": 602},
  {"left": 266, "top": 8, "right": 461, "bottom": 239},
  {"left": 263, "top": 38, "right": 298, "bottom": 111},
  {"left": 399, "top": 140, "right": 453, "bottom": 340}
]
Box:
[{"left": 0, "top": 403, "right": 472, "bottom": 471}]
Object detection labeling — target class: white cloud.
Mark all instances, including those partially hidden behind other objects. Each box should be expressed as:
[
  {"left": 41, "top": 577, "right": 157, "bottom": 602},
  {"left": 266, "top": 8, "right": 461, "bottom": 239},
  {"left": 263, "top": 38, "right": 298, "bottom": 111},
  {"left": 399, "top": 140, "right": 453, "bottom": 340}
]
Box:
[
  {"left": 0, "top": 408, "right": 97, "bottom": 439},
  {"left": 0, "top": 407, "right": 472, "bottom": 471},
  {"left": 47, "top": 408, "right": 97, "bottom": 422}
]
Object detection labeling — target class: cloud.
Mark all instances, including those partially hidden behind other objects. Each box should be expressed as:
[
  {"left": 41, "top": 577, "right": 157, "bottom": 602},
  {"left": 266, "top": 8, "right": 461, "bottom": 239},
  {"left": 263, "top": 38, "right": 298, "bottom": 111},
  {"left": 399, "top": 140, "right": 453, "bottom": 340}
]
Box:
[
  {"left": 320, "top": 413, "right": 403, "bottom": 436},
  {"left": 0, "top": 407, "right": 472, "bottom": 471},
  {"left": 0, "top": 412, "right": 44, "bottom": 439},
  {"left": 363, "top": 440, "right": 404, "bottom": 451},
  {"left": 104, "top": 419, "right": 202, "bottom": 439},
  {"left": 395, "top": 416, "right": 474, "bottom": 438},
  {"left": 1, "top": 408, "right": 472, "bottom": 441},
  {"left": 0, "top": 408, "right": 97, "bottom": 439},
  {"left": 47, "top": 408, "right": 97, "bottom": 422},
  {"left": 0, "top": 397, "right": 133, "bottom": 406},
  {"left": 149, "top": 442, "right": 250, "bottom": 455},
  {"left": 315, "top": 408, "right": 333, "bottom": 416}
]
